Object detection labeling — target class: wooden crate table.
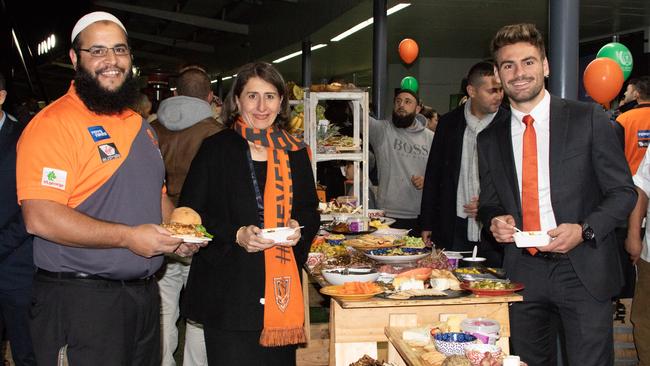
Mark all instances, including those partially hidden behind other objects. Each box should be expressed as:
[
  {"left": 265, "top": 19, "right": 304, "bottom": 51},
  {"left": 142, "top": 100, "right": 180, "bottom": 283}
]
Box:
[
  {"left": 327, "top": 294, "right": 522, "bottom": 366},
  {"left": 384, "top": 327, "right": 432, "bottom": 366}
]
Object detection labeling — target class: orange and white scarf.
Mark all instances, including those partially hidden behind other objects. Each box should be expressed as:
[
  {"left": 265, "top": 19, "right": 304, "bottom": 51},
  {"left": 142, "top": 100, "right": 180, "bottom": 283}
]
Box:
[{"left": 234, "top": 117, "right": 308, "bottom": 346}]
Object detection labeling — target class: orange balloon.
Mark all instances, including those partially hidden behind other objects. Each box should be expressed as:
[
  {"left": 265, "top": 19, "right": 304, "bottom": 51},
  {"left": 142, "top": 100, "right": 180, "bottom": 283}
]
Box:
[
  {"left": 583, "top": 57, "right": 624, "bottom": 105},
  {"left": 398, "top": 38, "right": 419, "bottom": 64}
]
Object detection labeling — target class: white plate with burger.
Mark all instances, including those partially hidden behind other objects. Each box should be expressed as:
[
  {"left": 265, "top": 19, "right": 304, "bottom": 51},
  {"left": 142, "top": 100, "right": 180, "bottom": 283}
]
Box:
[{"left": 162, "top": 207, "right": 213, "bottom": 244}]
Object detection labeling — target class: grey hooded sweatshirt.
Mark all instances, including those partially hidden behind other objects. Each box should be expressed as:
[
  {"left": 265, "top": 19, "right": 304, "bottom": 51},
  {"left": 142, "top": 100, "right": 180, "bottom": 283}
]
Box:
[
  {"left": 156, "top": 95, "right": 215, "bottom": 130},
  {"left": 369, "top": 114, "right": 434, "bottom": 218}
]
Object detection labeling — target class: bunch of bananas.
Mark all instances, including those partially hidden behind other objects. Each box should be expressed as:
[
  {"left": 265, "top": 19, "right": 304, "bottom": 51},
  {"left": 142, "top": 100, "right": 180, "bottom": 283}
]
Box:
[{"left": 288, "top": 112, "right": 304, "bottom": 134}]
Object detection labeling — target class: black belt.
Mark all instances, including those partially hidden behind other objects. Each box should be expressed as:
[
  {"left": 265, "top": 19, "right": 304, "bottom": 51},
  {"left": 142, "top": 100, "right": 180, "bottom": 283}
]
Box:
[
  {"left": 36, "top": 268, "right": 154, "bottom": 286},
  {"left": 522, "top": 249, "right": 568, "bottom": 261}
]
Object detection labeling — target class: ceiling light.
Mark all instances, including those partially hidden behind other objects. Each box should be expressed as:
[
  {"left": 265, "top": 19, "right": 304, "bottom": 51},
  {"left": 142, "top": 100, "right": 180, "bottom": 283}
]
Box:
[
  {"left": 272, "top": 44, "right": 328, "bottom": 64},
  {"left": 387, "top": 3, "right": 411, "bottom": 15},
  {"left": 212, "top": 73, "right": 237, "bottom": 83},
  {"left": 330, "top": 3, "right": 411, "bottom": 42}
]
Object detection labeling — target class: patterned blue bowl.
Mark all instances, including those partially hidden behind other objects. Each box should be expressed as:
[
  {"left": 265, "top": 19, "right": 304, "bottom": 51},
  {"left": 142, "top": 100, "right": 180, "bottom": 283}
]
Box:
[{"left": 433, "top": 332, "right": 477, "bottom": 356}]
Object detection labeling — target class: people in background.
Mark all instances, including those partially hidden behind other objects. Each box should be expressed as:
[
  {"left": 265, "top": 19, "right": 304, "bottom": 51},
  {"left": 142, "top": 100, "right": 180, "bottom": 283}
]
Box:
[
  {"left": 211, "top": 96, "right": 224, "bottom": 126},
  {"left": 0, "top": 72, "right": 36, "bottom": 366},
  {"left": 616, "top": 77, "right": 640, "bottom": 117},
  {"left": 625, "top": 146, "right": 650, "bottom": 366},
  {"left": 420, "top": 61, "right": 505, "bottom": 267},
  {"left": 614, "top": 76, "right": 650, "bottom": 300},
  {"left": 615, "top": 76, "right": 650, "bottom": 175},
  {"left": 151, "top": 68, "right": 222, "bottom": 366},
  {"left": 478, "top": 23, "right": 636, "bottom": 366},
  {"left": 15, "top": 12, "right": 199, "bottom": 365},
  {"left": 179, "top": 62, "right": 319, "bottom": 365},
  {"left": 419, "top": 105, "right": 439, "bottom": 132},
  {"left": 132, "top": 92, "right": 152, "bottom": 121},
  {"left": 368, "top": 88, "right": 433, "bottom": 234}
]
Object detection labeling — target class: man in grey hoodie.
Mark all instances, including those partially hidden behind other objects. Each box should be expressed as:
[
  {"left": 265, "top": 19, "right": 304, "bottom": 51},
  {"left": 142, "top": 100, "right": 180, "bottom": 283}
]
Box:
[
  {"left": 369, "top": 89, "right": 434, "bottom": 233},
  {"left": 151, "top": 68, "right": 222, "bottom": 366}
]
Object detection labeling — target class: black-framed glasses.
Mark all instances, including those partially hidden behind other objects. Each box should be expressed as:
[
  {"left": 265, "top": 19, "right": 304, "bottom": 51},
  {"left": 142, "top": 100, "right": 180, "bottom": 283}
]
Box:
[{"left": 79, "top": 45, "right": 131, "bottom": 57}]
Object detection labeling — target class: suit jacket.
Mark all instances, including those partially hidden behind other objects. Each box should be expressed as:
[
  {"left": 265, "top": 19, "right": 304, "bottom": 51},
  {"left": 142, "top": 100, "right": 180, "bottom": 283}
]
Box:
[
  {"left": 420, "top": 104, "right": 509, "bottom": 248},
  {"left": 0, "top": 114, "right": 34, "bottom": 290},
  {"left": 179, "top": 129, "right": 320, "bottom": 330},
  {"left": 477, "top": 96, "right": 637, "bottom": 301}
]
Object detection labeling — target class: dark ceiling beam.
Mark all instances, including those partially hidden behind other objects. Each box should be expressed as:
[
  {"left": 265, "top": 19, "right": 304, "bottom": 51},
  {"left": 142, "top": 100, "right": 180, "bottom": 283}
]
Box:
[
  {"left": 94, "top": 1, "right": 249, "bottom": 35},
  {"left": 129, "top": 31, "right": 215, "bottom": 53},
  {"left": 133, "top": 50, "right": 184, "bottom": 65}
]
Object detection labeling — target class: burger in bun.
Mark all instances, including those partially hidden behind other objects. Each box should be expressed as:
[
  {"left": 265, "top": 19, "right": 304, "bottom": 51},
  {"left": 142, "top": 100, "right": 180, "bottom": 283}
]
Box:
[{"left": 163, "top": 207, "right": 213, "bottom": 240}]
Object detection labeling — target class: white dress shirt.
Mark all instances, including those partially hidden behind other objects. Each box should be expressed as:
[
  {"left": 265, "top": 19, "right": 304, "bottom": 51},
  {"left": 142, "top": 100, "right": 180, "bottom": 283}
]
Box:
[{"left": 510, "top": 90, "right": 558, "bottom": 231}]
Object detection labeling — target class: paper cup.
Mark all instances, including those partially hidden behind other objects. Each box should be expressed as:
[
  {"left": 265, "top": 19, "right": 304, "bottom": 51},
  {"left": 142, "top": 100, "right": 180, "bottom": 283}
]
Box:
[
  {"left": 445, "top": 252, "right": 463, "bottom": 270},
  {"left": 462, "top": 257, "right": 486, "bottom": 267}
]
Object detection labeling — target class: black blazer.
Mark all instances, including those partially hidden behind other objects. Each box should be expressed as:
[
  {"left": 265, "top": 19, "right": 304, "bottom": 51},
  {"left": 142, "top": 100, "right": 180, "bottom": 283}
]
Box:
[
  {"left": 179, "top": 129, "right": 320, "bottom": 330},
  {"left": 420, "top": 105, "right": 509, "bottom": 248},
  {"left": 0, "top": 116, "right": 34, "bottom": 290},
  {"left": 477, "top": 96, "right": 637, "bottom": 301}
]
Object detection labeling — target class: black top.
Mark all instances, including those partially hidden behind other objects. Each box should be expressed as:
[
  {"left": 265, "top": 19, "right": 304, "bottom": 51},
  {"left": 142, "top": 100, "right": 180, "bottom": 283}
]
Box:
[
  {"left": 252, "top": 160, "right": 267, "bottom": 198},
  {"left": 179, "top": 129, "right": 320, "bottom": 330}
]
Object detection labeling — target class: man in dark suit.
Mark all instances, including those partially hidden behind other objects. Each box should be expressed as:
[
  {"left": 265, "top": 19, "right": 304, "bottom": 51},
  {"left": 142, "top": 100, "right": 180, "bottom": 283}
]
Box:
[
  {"left": 477, "top": 24, "right": 637, "bottom": 366},
  {"left": 420, "top": 61, "right": 505, "bottom": 266},
  {"left": 0, "top": 72, "right": 36, "bottom": 365}
]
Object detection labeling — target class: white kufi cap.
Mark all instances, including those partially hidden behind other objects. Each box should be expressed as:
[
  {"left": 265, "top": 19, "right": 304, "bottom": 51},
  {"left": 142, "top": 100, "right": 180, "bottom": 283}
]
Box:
[{"left": 71, "top": 11, "right": 127, "bottom": 43}]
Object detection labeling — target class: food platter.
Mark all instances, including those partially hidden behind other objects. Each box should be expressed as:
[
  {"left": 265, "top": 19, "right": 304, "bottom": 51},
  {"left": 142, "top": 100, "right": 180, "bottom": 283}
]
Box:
[
  {"left": 460, "top": 281, "right": 524, "bottom": 296},
  {"left": 376, "top": 289, "right": 470, "bottom": 300},
  {"left": 324, "top": 225, "right": 377, "bottom": 235},
  {"left": 363, "top": 249, "right": 431, "bottom": 264},
  {"left": 319, "top": 285, "right": 383, "bottom": 301},
  {"left": 321, "top": 215, "right": 396, "bottom": 226},
  {"left": 172, "top": 235, "right": 212, "bottom": 244},
  {"left": 343, "top": 235, "right": 401, "bottom": 251},
  {"left": 453, "top": 267, "right": 507, "bottom": 282}
]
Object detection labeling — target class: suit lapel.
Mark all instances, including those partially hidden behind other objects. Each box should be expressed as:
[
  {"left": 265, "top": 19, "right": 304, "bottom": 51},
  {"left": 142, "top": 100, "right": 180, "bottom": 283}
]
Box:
[
  {"left": 494, "top": 110, "right": 522, "bottom": 218},
  {"left": 549, "top": 97, "right": 568, "bottom": 193},
  {"left": 452, "top": 113, "right": 467, "bottom": 189}
]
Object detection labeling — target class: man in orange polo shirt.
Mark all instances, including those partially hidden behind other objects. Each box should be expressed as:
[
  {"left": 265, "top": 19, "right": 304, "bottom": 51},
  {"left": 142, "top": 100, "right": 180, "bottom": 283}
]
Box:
[
  {"left": 616, "top": 76, "right": 650, "bottom": 175},
  {"left": 16, "top": 12, "right": 200, "bottom": 365}
]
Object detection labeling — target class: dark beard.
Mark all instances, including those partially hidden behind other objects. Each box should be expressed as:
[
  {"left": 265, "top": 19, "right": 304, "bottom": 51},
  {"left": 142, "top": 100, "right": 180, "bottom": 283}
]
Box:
[
  {"left": 392, "top": 110, "right": 416, "bottom": 128},
  {"left": 74, "top": 64, "right": 138, "bottom": 115}
]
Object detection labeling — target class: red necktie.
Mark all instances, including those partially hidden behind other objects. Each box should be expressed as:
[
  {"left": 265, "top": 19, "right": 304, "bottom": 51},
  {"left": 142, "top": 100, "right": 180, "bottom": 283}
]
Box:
[{"left": 522, "top": 115, "right": 539, "bottom": 255}]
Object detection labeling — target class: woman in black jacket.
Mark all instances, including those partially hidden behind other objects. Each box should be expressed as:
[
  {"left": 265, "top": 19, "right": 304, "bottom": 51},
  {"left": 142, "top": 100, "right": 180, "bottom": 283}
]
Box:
[{"left": 179, "top": 62, "right": 319, "bottom": 365}]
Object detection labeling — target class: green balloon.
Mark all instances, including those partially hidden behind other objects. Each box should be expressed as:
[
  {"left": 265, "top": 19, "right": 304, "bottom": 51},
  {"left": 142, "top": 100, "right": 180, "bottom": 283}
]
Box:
[
  {"left": 401, "top": 76, "right": 419, "bottom": 93},
  {"left": 597, "top": 42, "right": 633, "bottom": 80}
]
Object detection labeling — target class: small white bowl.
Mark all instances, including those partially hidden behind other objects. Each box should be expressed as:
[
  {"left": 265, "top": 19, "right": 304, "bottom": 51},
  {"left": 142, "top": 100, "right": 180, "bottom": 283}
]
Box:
[
  {"left": 513, "top": 231, "right": 551, "bottom": 248},
  {"left": 462, "top": 257, "right": 486, "bottom": 267},
  {"left": 322, "top": 268, "right": 380, "bottom": 286},
  {"left": 259, "top": 227, "right": 295, "bottom": 244}
]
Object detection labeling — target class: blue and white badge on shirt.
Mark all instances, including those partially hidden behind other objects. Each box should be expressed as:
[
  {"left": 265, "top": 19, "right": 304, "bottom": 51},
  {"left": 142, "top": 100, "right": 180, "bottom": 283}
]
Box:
[{"left": 88, "top": 126, "right": 111, "bottom": 142}]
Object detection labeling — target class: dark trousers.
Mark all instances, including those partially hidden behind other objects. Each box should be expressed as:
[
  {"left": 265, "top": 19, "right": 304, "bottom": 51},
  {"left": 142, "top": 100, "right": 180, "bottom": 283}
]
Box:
[
  {"left": 204, "top": 326, "right": 297, "bottom": 366},
  {"left": 509, "top": 254, "right": 614, "bottom": 366},
  {"left": 30, "top": 273, "right": 161, "bottom": 366},
  {"left": 454, "top": 216, "right": 503, "bottom": 268},
  {"left": 0, "top": 287, "right": 36, "bottom": 366}
]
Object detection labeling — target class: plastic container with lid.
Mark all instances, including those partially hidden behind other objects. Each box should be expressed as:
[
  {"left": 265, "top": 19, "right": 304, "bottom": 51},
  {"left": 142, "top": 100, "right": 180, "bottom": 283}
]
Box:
[
  {"left": 346, "top": 216, "right": 369, "bottom": 232},
  {"left": 445, "top": 252, "right": 464, "bottom": 270},
  {"left": 460, "top": 317, "right": 500, "bottom": 345},
  {"left": 336, "top": 195, "right": 358, "bottom": 207}
]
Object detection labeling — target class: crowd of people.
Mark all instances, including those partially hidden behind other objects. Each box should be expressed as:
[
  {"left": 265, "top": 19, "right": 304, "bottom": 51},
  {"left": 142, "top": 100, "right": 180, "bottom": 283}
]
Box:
[{"left": 1, "top": 9, "right": 649, "bottom": 366}]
